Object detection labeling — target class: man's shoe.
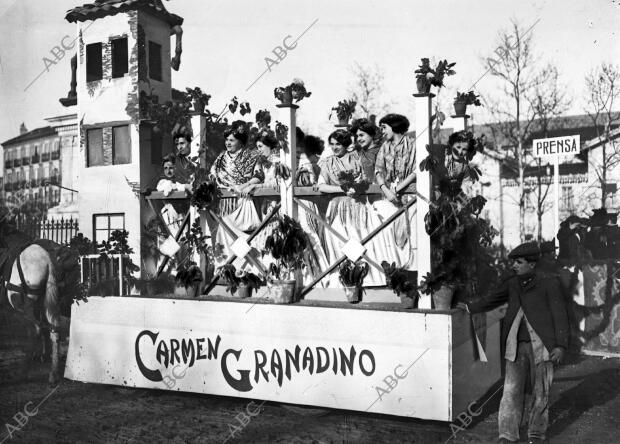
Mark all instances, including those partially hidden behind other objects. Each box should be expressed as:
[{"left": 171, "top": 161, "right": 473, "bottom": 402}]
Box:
[{"left": 528, "top": 438, "right": 547, "bottom": 444}]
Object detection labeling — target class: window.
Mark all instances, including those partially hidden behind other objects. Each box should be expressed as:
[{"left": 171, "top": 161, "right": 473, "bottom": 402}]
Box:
[
  {"left": 86, "top": 42, "right": 103, "bottom": 82},
  {"left": 111, "top": 37, "right": 128, "bottom": 78},
  {"left": 148, "top": 41, "right": 162, "bottom": 81},
  {"left": 87, "top": 128, "right": 104, "bottom": 167},
  {"left": 561, "top": 186, "right": 575, "bottom": 211},
  {"left": 93, "top": 213, "right": 125, "bottom": 245},
  {"left": 113, "top": 125, "right": 131, "bottom": 164}
]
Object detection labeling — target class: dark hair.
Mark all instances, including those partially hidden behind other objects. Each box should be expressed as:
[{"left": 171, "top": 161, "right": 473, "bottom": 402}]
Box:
[
  {"left": 257, "top": 131, "right": 278, "bottom": 150},
  {"left": 328, "top": 129, "right": 352, "bottom": 148},
  {"left": 162, "top": 153, "right": 176, "bottom": 165},
  {"left": 173, "top": 132, "right": 191, "bottom": 143},
  {"left": 448, "top": 131, "right": 476, "bottom": 151},
  {"left": 296, "top": 127, "right": 306, "bottom": 144},
  {"left": 379, "top": 113, "right": 410, "bottom": 134},
  {"left": 304, "top": 135, "right": 325, "bottom": 156},
  {"left": 223, "top": 121, "right": 249, "bottom": 145},
  {"left": 352, "top": 118, "right": 378, "bottom": 138}
]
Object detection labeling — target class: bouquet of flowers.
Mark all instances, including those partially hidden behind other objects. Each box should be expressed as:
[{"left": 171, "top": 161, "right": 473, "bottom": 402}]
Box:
[{"left": 337, "top": 170, "right": 370, "bottom": 195}]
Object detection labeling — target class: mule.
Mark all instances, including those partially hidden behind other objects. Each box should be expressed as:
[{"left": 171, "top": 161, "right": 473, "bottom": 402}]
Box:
[{"left": 2, "top": 243, "right": 62, "bottom": 384}]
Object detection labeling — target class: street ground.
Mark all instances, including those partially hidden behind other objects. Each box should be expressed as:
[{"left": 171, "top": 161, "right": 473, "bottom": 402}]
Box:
[{"left": 1, "top": 340, "right": 619, "bottom": 444}]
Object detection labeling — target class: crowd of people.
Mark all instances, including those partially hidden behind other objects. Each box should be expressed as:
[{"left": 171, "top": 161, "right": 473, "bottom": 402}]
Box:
[{"left": 557, "top": 209, "right": 620, "bottom": 264}]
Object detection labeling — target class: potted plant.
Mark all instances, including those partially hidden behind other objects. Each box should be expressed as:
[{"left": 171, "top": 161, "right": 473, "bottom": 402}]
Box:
[
  {"left": 381, "top": 261, "right": 418, "bottom": 308},
  {"left": 185, "top": 87, "right": 211, "bottom": 114},
  {"left": 255, "top": 109, "right": 272, "bottom": 129},
  {"left": 216, "top": 264, "right": 242, "bottom": 296},
  {"left": 338, "top": 259, "right": 370, "bottom": 303},
  {"left": 236, "top": 269, "right": 265, "bottom": 298},
  {"left": 330, "top": 99, "right": 357, "bottom": 126},
  {"left": 419, "top": 132, "right": 498, "bottom": 310},
  {"left": 274, "top": 79, "right": 312, "bottom": 105},
  {"left": 262, "top": 214, "right": 308, "bottom": 303},
  {"left": 216, "top": 265, "right": 264, "bottom": 298},
  {"left": 414, "top": 58, "right": 456, "bottom": 94},
  {"left": 453, "top": 90, "right": 482, "bottom": 116}
]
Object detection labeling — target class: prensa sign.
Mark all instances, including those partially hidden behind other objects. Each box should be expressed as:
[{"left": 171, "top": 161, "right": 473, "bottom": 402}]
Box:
[{"left": 533, "top": 135, "right": 580, "bottom": 158}]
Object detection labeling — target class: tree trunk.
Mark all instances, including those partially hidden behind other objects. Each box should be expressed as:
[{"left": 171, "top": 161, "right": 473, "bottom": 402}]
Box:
[
  {"left": 601, "top": 142, "right": 607, "bottom": 208},
  {"left": 517, "top": 142, "right": 526, "bottom": 242}
]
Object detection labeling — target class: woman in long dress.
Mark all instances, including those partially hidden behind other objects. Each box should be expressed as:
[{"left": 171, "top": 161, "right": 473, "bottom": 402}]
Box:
[
  {"left": 374, "top": 113, "right": 417, "bottom": 270},
  {"left": 209, "top": 123, "right": 262, "bottom": 268},
  {"left": 244, "top": 131, "right": 332, "bottom": 287},
  {"left": 317, "top": 129, "right": 383, "bottom": 286},
  {"left": 352, "top": 120, "right": 400, "bottom": 279}
]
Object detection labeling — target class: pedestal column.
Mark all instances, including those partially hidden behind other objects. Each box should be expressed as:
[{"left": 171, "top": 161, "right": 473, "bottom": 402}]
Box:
[{"left": 413, "top": 93, "right": 434, "bottom": 309}]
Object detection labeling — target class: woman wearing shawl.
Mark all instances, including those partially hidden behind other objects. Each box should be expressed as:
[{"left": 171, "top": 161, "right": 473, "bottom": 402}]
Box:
[
  {"left": 374, "top": 113, "right": 417, "bottom": 270},
  {"left": 209, "top": 122, "right": 262, "bottom": 269}
]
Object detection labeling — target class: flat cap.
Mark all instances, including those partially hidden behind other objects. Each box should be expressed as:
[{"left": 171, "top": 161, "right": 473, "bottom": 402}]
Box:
[
  {"left": 564, "top": 215, "right": 582, "bottom": 225},
  {"left": 508, "top": 241, "right": 541, "bottom": 260},
  {"left": 540, "top": 240, "right": 558, "bottom": 253}
]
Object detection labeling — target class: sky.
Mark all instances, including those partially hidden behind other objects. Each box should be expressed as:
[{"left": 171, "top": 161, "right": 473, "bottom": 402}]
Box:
[{"left": 0, "top": 0, "right": 618, "bottom": 146}]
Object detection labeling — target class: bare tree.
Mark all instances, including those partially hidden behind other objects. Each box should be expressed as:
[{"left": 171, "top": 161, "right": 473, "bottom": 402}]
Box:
[
  {"left": 528, "top": 65, "right": 571, "bottom": 241},
  {"left": 481, "top": 19, "right": 567, "bottom": 242},
  {"left": 346, "top": 62, "right": 391, "bottom": 119},
  {"left": 584, "top": 62, "right": 620, "bottom": 208}
]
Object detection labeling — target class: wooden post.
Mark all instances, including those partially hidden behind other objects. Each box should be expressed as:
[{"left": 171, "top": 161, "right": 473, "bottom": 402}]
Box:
[
  {"left": 276, "top": 101, "right": 300, "bottom": 296},
  {"left": 190, "top": 112, "right": 206, "bottom": 268},
  {"left": 276, "top": 103, "right": 298, "bottom": 220},
  {"left": 413, "top": 92, "right": 434, "bottom": 309}
]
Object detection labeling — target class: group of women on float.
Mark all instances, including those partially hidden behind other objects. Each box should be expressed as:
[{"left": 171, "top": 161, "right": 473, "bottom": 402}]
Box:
[{"left": 205, "top": 113, "right": 417, "bottom": 288}]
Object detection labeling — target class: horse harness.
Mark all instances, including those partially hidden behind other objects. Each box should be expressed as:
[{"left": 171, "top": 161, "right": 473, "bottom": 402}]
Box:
[{"left": 1, "top": 244, "right": 46, "bottom": 310}]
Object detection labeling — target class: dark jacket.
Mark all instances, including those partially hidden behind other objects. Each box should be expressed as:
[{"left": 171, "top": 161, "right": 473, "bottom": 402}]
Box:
[{"left": 468, "top": 271, "right": 569, "bottom": 353}]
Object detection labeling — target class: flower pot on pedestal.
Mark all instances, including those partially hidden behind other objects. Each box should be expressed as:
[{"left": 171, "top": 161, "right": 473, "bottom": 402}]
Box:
[
  {"left": 344, "top": 286, "right": 362, "bottom": 304},
  {"left": 399, "top": 292, "right": 416, "bottom": 309},
  {"left": 232, "top": 285, "right": 252, "bottom": 298},
  {"left": 416, "top": 77, "right": 431, "bottom": 94},
  {"left": 453, "top": 100, "right": 467, "bottom": 116},
  {"left": 268, "top": 280, "right": 297, "bottom": 303},
  {"left": 432, "top": 284, "right": 455, "bottom": 310}
]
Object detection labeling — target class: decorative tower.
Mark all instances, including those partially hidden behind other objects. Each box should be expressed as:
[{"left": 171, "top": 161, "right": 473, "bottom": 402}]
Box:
[{"left": 65, "top": 0, "right": 183, "bottom": 279}]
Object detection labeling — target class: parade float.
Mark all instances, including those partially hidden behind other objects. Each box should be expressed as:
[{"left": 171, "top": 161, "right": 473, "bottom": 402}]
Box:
[{"left": 62, "top": 0, "right": 503, "bottom": 421}]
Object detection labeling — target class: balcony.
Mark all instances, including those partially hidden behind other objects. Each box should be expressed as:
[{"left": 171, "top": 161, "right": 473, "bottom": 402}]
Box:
[
  {"left": 41, "top": 153, "right": 50, "bottom": 162},
  {"left": 13, "top": 158, "right": 21, "bottom": 167},
  {"left": 22, "top": 157, "right": 30, "bottom": 166},
  {"left": 32, "top": 154, "right": 40, "bottom": 164},
  {"left": 51, "top": 151, "right": 60, "bottom": 160}
]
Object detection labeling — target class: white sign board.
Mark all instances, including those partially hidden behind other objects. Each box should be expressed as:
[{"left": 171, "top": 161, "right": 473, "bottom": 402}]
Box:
[
  {"left": 64, "top": 297, "right": 500, "bottom": 421},
  {"left": 533, "top": 135, "right": 580, "bottom": 158}
]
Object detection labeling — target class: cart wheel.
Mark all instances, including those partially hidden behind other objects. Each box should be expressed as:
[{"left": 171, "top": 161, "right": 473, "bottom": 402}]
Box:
[{"left": 279, "top": 403, "right": 331, "bottom": 417}]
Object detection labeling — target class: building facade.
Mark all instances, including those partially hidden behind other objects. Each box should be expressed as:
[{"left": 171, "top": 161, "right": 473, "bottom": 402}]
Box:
[
  {"left": 1, "top": 115, "right": 77, "bottom": 216},
  {"left": 455, "top": 114, "right": 620, "bottom": 249}
]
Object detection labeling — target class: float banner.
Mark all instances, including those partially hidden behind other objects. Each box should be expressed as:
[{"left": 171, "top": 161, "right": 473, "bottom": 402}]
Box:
[{"left": 64, "top": 297, "right": 500, "bottom": 421}]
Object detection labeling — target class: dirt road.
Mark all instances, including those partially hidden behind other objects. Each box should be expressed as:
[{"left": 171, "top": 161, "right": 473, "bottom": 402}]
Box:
[{"left": 1, "top": 348, "right": 619, "bottom": 444}]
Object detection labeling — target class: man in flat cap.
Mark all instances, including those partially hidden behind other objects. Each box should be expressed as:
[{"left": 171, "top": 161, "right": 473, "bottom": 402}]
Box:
[{"left": 460, "top": 241, "right": 569, "bottom": 444}]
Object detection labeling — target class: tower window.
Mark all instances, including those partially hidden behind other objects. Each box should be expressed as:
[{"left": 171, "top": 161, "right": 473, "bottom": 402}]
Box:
[
  {"left": 112, "top": 125, "right": 131, "bottom": 165},
  {"left": 86, "top": 42, "right": 103, "bottom": 82},
  {"left": 148, "top": 41, "right": 162, "bottom": 81},
  {"left": 111, "top": 37, "right": 128, "bottom": 78},
  {"left": 87, "top": 128, "right": 104, "bottom": 167}
]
